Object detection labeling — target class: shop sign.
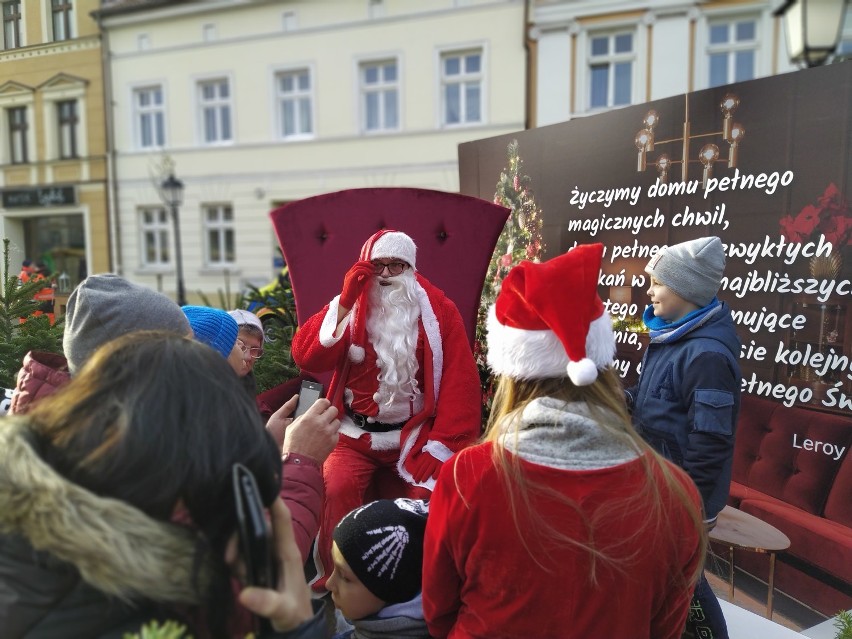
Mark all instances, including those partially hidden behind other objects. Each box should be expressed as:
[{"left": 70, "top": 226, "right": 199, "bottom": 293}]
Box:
[{"left": 2, "top": 186, "right": 76, "bottom": 208}]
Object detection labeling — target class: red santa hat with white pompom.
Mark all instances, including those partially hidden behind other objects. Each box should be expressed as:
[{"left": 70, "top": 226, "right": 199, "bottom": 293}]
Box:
[{"left": 486, "top": 243, "right": 615, "bottom": 386}]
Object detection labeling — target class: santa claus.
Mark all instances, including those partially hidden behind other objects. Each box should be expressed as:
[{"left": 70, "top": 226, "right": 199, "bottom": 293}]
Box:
[{"left": 291, "top": 229, "right": 481, "bottom": 589}]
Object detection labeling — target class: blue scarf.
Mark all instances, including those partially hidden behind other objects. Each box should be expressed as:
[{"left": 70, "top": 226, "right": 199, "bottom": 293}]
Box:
[{"left": 643, "top": 298, "right": 722, "bottom": 344}]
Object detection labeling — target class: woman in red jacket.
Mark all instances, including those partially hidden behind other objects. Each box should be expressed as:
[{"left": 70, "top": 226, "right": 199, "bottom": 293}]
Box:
[{"left": 422, "top": 244, "right": 707, "bottom": 639}]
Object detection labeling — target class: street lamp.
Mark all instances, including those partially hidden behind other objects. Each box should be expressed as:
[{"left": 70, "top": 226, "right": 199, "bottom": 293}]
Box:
[
  {"left": 774, "top": 0, "right": 848, "bottom": 68},
  {"left": 160, "top": 173, "right": 186, "bottom": 306}
]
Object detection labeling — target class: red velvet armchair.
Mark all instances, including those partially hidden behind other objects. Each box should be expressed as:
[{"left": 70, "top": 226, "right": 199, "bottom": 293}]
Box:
[{"left": 255, "top": 187, "right": 509, "bottom": 416}]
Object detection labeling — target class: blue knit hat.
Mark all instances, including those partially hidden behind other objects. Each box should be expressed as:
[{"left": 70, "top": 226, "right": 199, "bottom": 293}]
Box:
[{"left": 182, "top": 306, "right": 239, "bottom": 358}]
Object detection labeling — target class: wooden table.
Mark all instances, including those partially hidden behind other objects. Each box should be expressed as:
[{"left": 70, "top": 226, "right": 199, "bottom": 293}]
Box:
[{"left": 709, "top": 505, "right": 791, "bottom": 620}]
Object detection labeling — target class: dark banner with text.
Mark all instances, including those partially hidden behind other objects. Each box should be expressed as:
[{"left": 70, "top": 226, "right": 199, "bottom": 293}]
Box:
[{"left": 459, "top": 62, "right": 852, "bottom": 418}]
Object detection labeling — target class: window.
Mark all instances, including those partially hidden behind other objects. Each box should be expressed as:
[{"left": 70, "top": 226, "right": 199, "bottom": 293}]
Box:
[
  {"left": 708, "top": 19, "right": 757, "bottom": 88},
  {"left": 140, "top": 207, "right": 171, "bottom": 268},
  {"left": 282, "top": 10, "right": 297, "bottom": 31},
  {"left": 441, "top": 49, "right": 482, "bottom": 126},
  {"left": 276, "top": 69, "right": 312, "bottom": 138},
  {"left": 57, "top": 100, "right": 78, "bottom": 159},
  {"left": 8, "top": 106, "right": 27, "bottom": 163},
  {"left": 360, "top": 60, "right": 398, "bottom": 132},
  {"left": 589, "top": 32, "right": 633, "bottom": 109},
  {"left": 202, "top": 23, "right": 216, "bottom": 42},
  {"left": 837, "top": 7, "right": 852, "bottom": 59},
  {"left": 134, "top": 86, "right": 165, "bottom": 149},
  {"left": 204, "top": 204, "right": 235, "bottom": 266},
  {"left": 137, "top": 33, "right": 150, "bottom": 51},
  {"left": 3, "top": 1, "right": 20, "bottom": 50},
  {"left": 52, "top": 0, "right": 73, "bottom": 42},
  {"left": 368, "top": 0, "right": 385, "bottom": 19},
  {"left": 198, "top": 79, "right": 232, "bottom": 144}
]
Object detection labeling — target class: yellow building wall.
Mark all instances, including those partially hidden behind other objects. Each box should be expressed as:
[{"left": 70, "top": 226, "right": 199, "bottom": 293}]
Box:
[{"left": 0, "top": 0, "right": 110, "bottom": 277}]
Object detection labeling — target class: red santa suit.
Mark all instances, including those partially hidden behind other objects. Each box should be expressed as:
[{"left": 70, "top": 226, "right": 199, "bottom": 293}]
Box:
[{"left": 292, "top": 238, "right": 481, "bottom": 587}]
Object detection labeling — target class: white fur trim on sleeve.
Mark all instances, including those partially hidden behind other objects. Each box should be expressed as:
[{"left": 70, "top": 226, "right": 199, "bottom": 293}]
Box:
[
  {"left": 397, "top": 424, "right": 436, "bottom": 491},
  {"left": 416, "top": 282, "right": 442, "bottom": 399},
  {"left": 318, "top": 296, "right": 350, "bottom": 348},
  {"left": 422, "top": 440, "right": 453, "bottom": 462}
]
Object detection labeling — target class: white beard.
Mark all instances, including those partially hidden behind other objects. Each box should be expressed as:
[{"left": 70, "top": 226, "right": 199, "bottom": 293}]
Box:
[{"left": 366, "top": 270, "right": 421, "bottom": 413}]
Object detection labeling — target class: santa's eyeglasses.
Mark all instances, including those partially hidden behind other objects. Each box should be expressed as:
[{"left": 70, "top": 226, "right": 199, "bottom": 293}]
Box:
[{"left": 370, "top": 260, "right": 408, "bottom": 276}]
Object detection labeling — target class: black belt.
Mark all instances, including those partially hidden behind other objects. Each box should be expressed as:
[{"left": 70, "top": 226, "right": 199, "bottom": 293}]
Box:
[{"left": 347, "top": 409, "right": 405, "bottom": 433}]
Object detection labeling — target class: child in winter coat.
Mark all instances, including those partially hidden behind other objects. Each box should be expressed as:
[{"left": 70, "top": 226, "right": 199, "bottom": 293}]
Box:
[
  {"left": 626, "top": 236, "right": 741, "bottom": 639},
  {"left": 327, "top": 498, "right": 430, "bottom": 639}
]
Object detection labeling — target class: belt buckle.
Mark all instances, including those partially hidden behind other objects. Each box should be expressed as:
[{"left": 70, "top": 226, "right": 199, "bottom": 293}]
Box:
[{"left": 349, "top": 410, "right": 368, "bottom": 429}]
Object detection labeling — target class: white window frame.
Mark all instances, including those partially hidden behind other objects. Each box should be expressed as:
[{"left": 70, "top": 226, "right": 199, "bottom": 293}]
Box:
[
  {"left": 0, "top": 83, "right": 34, "bottom": 165},
  {"left": 281, "top": 10, "right": 298, "bottom": 31},
  {"left": 706, "top": 15, "right": 759, "bottom": 88},
  {"left": 196, "top": 76, "right": 234, "bottom": 146},
  {"left": 56, "top": 100, "right": 78, "bottom": 159},
  {"left": 439, "top": 47, "right": 484, "bottom": 128},
  {"left": 138, "top": 205, "right": 172, "bottom": 271},
  {"left": 3, "top": 0, "right": 22, "bottom": 50},
  {"left": 50, "top": 0, "right": 73, "bottom": 42},
  {"left": 693, "top": 7, "right": 771, "bottom": 91},
  {"left": 573, "top": 18, "right": 645, "bottom": 116},
  {"left": 7, "top": 105, "right": 28, "bottom": 164},
  {"left": 203, "top": 203, "right": 236, "bottom": 268},
  {"left": 368, "top": 0, "right": 385, "bottom": 19},
  {"left": 132, "top": 84, "right": 166, "bottom": 150},
  {"left": 586, "top": 29, "right": 635, "bottom": 111},
  {"left": 274, "top": 66, "right": 314, "bottom": 140},
  {"left": 836, "top": 6, "right": 852, "bottom": 59},
  {"left": 40, "top": 75, "right": 87, "bottom": 161},
  {"left": 358, "top": 57, "right": 400, "bottom": 134}
]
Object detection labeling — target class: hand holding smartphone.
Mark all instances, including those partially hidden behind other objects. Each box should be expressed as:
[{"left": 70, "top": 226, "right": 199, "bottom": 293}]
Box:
[{"left": 293, "top": 380, "right": 323, "bottom": 418}]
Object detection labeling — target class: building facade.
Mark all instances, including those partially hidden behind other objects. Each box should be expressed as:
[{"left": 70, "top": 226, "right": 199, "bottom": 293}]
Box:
[
  {"left": 528, "top": 0, "right": 852, "bottom": 128},
  {"left": 0, "top": 0, "right": 109, "bottom": 300},
  {"left": 97, "top": 0, "right": 527, "bottom": 301}
]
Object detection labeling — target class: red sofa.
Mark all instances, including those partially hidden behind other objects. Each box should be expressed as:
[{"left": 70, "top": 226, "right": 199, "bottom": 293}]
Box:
[{"left": 722, "top": 394, "right": 852, "bottom": 616}]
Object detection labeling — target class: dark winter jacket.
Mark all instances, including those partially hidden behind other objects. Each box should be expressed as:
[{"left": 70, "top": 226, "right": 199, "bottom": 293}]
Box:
[
  {"left": 0, "top": 418, "right": 327, "bottom": 639},
  {"left": 626, "top": 302, "right": 741, "bottom": 523},
  {"left": 7, "top": 350, "right": 322, "bottom": 562},
  {"left": 8, "top": 350, "right": 70, "bottom": 415}
]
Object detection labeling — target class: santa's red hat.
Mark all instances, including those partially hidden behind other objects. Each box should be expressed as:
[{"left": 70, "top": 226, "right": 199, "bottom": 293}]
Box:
[
  {"left": 486, "top": 243, "right": 615, "bottom": 386},
  {"left": 359, "top": 229, "right": 417, "bottom": 269}
]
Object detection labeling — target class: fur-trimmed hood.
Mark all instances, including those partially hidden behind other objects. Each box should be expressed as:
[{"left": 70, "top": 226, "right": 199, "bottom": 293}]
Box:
[{"left": 0, "top": 418, "right": 204, "bottom": 606}]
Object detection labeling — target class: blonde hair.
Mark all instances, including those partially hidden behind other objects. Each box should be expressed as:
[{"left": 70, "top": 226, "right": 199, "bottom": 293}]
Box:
[{"left": 468, "top": 367, "right": 707, "bottom": 588}]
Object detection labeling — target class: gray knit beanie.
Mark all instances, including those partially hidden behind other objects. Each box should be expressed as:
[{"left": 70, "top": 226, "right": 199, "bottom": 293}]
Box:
[
  {"left": 182, "top": 306, "right": 239, "bottom": 358},
  {"left": 333, "top": 498, "right": 428, "bottom": 604},
  {"left": 645, "top": 237, "right": 725, "bottom": 307},
  {"left": 63, "top": 274, "right": 192, "bottom": 373}
]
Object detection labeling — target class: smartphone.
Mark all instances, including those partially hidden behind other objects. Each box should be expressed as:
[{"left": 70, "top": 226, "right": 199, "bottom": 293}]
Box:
[
  {"left": 293, "top": 380, "right": 323, "bottom": 418},
  {"left": 233, "top": 463, "right": 276, "bottom": 593}
]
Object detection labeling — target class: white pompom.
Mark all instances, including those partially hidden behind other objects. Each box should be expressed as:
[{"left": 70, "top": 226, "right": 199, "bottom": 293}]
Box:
[
  {"left": 567, "top": 358, "right": 598, "bottom": 386},
  {"left": 349, "top": 344, "right": 365, "bottom": 363}
]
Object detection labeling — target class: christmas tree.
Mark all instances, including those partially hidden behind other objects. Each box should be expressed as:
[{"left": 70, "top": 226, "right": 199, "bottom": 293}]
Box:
[
  {"left": 475, "top": 140, "right": 546, "bottom": 411},
  {"left": 0, "top": 239, "right": 64, "bottom": 390}
]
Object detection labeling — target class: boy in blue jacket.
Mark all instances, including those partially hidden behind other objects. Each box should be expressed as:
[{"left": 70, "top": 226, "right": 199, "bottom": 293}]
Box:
[{"left": 626, "top": 236, "right": 741, "bottom": 639}]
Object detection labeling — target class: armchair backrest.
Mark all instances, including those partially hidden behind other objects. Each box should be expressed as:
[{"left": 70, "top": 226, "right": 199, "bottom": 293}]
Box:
[{"left": 269, "top": 187, "right": 510, "bottom": 348}]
